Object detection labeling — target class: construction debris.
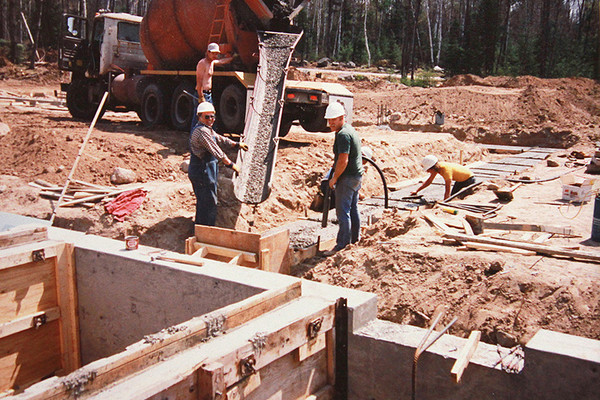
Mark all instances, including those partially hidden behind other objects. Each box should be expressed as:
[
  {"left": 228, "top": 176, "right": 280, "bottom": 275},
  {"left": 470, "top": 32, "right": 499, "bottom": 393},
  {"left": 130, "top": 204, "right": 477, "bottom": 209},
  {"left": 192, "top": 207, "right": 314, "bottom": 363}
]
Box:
[{"left": 31, "top": 179, "right": 143, "bottom": 208}]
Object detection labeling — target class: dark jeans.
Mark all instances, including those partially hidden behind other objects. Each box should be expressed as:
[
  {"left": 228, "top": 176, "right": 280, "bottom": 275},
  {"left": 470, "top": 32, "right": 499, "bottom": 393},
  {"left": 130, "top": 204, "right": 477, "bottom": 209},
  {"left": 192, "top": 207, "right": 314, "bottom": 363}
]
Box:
[
  {"left": 334, "top": 175, "right": 362, "bottom": 250},
  {"left": 451, "top": 176, "right": 476, "bottom": 196},
  {"left": 188, "top": 155, "right": 218, "bottom": 226}
]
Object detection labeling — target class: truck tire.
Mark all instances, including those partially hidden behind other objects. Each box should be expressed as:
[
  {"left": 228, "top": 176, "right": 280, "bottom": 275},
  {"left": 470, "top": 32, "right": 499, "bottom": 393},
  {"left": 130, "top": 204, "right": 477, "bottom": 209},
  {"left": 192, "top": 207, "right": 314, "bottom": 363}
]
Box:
[
  {"left": 170, "top": 82, "right": 195, "bottom": 131},
  {"left": 218, "top": 84, "right": 246, "bottom": 133},
  {"left": 140, "top": 83, "right": 167, "bottom": 127},
  {"left": 300, "top": 106, "right": 328, "bottom": 133},
  {"left": 66, "top": 80, "right": 104, "bottom": 120},
  {"left": 278, "top": 116, "right": 294, "bottom": 137}
]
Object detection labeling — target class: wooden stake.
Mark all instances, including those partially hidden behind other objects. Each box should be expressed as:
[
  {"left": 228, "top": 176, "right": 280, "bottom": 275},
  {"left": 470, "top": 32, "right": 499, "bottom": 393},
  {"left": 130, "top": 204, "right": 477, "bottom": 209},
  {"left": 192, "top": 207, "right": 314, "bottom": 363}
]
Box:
[
  {"left": 50, "top": 92, "right": 108, "bottom": 224},
  {"left": 451, "top": 330, "right": 481, "bottom": 382}
]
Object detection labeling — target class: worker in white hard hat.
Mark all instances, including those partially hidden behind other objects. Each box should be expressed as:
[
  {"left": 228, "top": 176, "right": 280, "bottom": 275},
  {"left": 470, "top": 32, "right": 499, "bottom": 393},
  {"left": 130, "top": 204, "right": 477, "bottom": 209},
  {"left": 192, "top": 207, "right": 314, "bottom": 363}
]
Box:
[
  {"left": 192, "top": 43, "right": 234, "bottom": 130},
  {"left": 188, "top": 102, "right": 248, "bottom": 226},
  {"left": 411, "top": 155, "right": 475, "bottom": 200},
  {"left": 323, "top": 101, "right": 364, "bottom": 255}
]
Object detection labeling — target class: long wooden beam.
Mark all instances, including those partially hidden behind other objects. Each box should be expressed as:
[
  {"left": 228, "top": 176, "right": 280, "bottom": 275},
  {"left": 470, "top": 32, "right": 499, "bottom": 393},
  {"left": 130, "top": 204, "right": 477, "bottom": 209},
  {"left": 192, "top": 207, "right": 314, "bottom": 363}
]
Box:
[
  {"left": 445, "top": 232, "right": 600, "bottom": 263},
  {"left": 18, "top": 281, "right": 303, "bottom": 399}
]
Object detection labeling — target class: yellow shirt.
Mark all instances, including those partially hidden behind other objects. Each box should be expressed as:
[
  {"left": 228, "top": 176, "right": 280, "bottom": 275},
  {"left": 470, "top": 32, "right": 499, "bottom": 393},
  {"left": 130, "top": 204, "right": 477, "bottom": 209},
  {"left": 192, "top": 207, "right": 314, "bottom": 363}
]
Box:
[{"left": 437, "top": 162, "right": 473, "bottom": 183}]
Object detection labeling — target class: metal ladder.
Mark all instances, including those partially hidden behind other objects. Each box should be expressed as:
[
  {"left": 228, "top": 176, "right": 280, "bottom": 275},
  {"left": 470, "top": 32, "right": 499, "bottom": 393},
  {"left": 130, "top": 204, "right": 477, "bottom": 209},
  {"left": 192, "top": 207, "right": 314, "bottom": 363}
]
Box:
[{"left": 208, "top": 0, "right": 231, "bottom": 45}]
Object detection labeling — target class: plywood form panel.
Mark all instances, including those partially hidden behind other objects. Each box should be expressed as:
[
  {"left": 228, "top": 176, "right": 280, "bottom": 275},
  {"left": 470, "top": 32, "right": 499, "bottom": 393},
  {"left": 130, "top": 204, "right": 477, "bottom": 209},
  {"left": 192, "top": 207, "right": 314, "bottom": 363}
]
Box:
[
  {"left": 0, "top": 258, "right": 57, "bottom": 324},
  {"left": 195, "top": 225, "right": 261, "bottom": 253},
  {"left": 0, "top": 320, "right": 62, "bottom": 392}
]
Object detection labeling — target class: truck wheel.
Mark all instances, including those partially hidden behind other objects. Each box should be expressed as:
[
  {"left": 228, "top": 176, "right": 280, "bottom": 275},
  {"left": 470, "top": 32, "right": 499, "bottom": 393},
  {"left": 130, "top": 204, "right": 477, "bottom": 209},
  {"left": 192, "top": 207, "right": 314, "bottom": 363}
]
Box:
[
  {"left": 170, "top": 82, "right": 195, "bottom": 131},
  {"left": 66, "top": 80, "right": 104, "bottom": 120},
  {"left": 140, "top": 84, "right": 167, "bottom": 127},
  {"left": 278, "top": 116, "right": 294, "bottom": 137},
  {"left": 218, "top": 84, "right": 246, "bottom": 133},
  {"left": 300, "top": 107, "right": 328, "bottom": 132}
]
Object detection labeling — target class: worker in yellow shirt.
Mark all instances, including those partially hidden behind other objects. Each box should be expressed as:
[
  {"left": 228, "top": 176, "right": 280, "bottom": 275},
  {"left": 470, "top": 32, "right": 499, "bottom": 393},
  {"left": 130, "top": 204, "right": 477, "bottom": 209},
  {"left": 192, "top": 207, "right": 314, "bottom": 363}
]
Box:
[{"left": 411, "top": 155, "right": 475, "bottom": 200}]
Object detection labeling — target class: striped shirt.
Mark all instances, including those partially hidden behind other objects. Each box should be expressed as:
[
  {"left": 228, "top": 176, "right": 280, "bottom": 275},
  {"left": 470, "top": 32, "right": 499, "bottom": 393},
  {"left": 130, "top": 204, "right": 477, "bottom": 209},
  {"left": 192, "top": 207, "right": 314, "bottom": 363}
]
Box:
[{"left": 190, "top": 124, "right": 237, "bottom": 164}]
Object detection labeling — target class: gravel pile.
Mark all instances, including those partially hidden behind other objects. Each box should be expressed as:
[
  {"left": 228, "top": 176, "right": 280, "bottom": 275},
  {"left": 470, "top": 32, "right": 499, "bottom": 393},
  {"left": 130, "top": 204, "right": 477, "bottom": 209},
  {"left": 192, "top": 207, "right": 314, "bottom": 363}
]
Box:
[{"left": 234, "top": 31, "right": 302, "bottom": 204}]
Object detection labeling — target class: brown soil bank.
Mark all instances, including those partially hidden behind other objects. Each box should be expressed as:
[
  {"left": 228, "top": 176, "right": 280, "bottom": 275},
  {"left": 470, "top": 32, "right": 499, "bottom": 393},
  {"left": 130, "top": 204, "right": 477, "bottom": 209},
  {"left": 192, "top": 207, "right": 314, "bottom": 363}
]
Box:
[{"left": 347, "top": 75, "right": 600, "bottom": 148}]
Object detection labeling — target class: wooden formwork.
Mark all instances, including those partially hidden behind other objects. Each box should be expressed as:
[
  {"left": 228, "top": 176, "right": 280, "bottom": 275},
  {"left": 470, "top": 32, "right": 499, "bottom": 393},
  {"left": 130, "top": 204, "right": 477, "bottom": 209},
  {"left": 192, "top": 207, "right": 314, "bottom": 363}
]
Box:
[
  {"left": 185, "top": 225, "right": 291, "bottom": 275},
  {"left": 10, "top": 280, "right": 344, "bottom": 400},
  {"left": 0, "top": 226, "right": 79, "bottom": 395}
]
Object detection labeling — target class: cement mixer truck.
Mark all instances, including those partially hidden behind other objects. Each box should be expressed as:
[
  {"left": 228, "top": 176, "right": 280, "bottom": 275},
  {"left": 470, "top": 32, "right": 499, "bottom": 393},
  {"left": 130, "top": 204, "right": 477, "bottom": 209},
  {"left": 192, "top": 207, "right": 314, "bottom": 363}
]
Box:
[{"left": 58, "top": 0, "right": 353, "bottom": 136}]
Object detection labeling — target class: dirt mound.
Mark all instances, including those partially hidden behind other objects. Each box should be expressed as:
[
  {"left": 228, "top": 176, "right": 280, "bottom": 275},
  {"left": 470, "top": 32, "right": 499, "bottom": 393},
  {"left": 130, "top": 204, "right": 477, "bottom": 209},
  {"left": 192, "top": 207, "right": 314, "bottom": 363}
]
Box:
[
  {"left": 295, "top": 209, "right": 600, "bottom": 345},
  {"left": 0, "top": 63, "right": 64, "bottom": 84}
]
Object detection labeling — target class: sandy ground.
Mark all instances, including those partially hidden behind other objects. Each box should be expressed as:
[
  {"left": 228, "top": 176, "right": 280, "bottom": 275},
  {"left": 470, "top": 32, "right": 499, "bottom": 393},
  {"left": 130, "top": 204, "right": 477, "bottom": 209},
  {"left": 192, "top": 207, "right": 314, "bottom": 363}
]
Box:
[{"left": 1, "top": 64, "right": 599, "bottom": 346}]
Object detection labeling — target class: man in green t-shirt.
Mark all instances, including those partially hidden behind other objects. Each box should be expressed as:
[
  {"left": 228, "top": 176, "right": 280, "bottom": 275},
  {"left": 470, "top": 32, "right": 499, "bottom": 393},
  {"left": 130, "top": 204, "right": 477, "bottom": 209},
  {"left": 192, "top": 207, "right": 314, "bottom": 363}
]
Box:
[{"left": 325, "top": 102, "right": 364, "bottom": 253}]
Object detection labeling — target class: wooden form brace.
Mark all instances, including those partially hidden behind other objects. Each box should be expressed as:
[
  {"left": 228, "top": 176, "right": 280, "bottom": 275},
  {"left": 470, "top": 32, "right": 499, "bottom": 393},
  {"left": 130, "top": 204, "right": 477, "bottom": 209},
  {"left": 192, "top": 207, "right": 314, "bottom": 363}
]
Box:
[
  {"left": 0, "top": 239, "right": 80, "bottom": 395},
  {"left": 15, "top": 281, "right": 304, "bottom": 399},
  {"left": 186, "top": 225, "right": 291, "bottom": 274}
]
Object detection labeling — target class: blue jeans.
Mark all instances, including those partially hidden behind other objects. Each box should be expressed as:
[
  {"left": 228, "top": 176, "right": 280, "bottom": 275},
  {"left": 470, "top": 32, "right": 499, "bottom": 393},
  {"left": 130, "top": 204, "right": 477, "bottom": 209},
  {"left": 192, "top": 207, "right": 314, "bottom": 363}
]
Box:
[
  {"left": 334, "top": 175, "right": 362, "bottom": 250},
  {"left": 188, "top": 155, "right": 218, "bottom": 226}
]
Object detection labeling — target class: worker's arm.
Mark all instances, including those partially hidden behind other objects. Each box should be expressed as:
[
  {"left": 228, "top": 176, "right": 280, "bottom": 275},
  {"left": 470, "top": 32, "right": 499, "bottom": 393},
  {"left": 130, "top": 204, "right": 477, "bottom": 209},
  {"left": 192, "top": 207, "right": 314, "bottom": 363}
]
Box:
[
  {"left": 411, "top": 171, "right": 436, "bottom": 195},
  {"left": 215, "top": 55, "right": 234, "bottom": 65},
  {"left": 329, "top": 153, "right": 349, "bottom": 189},
  {"left": 443, "top": 176, "right": 452, "bottom": 200}
]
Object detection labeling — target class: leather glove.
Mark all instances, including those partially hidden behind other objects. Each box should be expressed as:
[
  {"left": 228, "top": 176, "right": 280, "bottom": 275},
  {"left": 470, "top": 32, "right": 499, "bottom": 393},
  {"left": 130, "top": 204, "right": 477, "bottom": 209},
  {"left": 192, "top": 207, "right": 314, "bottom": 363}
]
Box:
[
  {"left": 232, "top": 164, "right": 241, "bottom": 174},
  {"left": 238, "top": 142, "right": 248, "bottom": 151}
]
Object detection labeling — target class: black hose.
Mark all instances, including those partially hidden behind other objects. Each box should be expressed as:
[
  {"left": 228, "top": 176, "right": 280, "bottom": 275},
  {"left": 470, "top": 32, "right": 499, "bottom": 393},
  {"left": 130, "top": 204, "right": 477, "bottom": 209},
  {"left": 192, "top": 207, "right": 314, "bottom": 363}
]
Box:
[{"left": 363, "top": 156, "right": 389, "bottom": 208}]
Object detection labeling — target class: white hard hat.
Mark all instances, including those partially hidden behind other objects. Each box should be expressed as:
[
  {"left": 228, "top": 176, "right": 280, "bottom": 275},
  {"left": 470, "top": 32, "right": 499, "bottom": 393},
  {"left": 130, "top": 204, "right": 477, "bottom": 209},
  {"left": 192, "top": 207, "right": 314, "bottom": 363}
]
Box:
[
  {"left": 361, "top": 146, "right": 373, "bottom": 159},
  {"left": 207, "top": 43, "right": 220, "bottom": 53},
  {"left": 324, "top": 102, "right": 345, "bottom": 119},
  {"left": 197, "top": 102, "right": 215, "bottom": 115},
  {"left": 421, "top": 155, "right": 438, "bottom": 171}
]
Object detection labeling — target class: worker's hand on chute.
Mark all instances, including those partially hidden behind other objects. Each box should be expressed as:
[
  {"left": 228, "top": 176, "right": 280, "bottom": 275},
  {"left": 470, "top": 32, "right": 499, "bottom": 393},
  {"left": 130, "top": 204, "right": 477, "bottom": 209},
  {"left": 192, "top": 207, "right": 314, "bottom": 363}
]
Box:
[
  {"left": 231, "top": 163, "right": 241, "bottom": 174},
  {"left": 238, "top": 142, "right": 248, "bottom": 151}
]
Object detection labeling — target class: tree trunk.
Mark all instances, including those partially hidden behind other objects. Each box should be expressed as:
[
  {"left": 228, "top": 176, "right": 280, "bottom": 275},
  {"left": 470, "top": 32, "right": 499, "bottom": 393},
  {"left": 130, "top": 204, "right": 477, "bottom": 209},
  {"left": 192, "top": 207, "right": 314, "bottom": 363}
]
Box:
[
  {"left": 363, "top": 0, "right": 371, "bottom": 66},
  {"left": 409, "top": 0, "right": 422, "bottom": 80},
  {"left": 7, "top": 0, "right": 19, "bottom": 63},
  {"left": 425, "top": 0, "right": 434, "bottom": 66},
  {"left": 29, "top": 0, "right": 44, "bottom": 69}
]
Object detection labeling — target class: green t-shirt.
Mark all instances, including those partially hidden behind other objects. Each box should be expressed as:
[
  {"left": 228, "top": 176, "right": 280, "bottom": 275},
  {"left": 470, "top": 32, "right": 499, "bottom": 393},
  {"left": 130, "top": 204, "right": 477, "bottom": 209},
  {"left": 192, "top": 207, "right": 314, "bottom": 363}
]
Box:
[{"left": 333, "top": 123, "right": 363, "bottom": 177}]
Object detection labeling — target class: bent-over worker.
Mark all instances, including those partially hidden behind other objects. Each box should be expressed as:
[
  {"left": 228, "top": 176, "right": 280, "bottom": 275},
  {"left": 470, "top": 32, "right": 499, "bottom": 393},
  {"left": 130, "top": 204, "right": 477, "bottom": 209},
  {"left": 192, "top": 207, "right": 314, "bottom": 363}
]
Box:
[
  {"left": 188, "top": 102, "right": 247, "bottom": 226},
  {"left": 411, "top": 155, "right": 475, "bottom": 200},
  {"left": 325, "top": 102, "right": 363, "bottom": 254}
]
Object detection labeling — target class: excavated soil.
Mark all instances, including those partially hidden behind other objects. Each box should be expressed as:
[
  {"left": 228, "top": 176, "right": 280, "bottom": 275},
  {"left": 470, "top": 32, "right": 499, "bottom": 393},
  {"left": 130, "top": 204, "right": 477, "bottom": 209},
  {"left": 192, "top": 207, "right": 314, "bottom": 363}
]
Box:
[{"left": 1, "top": 63, "right": 599, "bottom": 346}]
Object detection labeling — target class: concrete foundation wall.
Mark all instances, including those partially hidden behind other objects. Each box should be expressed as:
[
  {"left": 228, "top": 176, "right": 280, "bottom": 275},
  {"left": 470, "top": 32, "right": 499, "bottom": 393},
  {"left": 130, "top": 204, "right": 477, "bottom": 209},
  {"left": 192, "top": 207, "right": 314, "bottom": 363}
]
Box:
[
  {"left": 75, "top": 248, "right": 265, "bottom": 364},
  {"left": 349, "top": 320, "right": 600, "bottom": 400}
]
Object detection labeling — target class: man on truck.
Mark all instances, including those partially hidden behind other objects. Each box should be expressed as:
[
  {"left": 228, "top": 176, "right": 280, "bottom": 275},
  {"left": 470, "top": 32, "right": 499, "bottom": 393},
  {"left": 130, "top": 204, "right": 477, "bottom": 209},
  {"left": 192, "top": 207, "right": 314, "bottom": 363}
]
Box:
[{"left": 192, "top": 43, "right": 234, "bottom": 130}]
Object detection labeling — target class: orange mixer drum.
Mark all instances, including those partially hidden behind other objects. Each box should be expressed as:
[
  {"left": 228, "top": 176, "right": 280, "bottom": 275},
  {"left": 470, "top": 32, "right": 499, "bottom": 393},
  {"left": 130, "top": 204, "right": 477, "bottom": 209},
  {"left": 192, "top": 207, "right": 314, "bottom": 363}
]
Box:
[{"left": 140, "top": 0, "right": 259, "bottom": 70}]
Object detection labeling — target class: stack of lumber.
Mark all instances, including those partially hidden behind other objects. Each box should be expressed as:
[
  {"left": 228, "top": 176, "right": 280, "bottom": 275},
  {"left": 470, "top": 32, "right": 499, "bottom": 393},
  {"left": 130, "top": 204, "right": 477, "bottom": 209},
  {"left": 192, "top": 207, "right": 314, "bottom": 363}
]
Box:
[{"left": 29, "top": 179, "right": 142, "bottom": 207}]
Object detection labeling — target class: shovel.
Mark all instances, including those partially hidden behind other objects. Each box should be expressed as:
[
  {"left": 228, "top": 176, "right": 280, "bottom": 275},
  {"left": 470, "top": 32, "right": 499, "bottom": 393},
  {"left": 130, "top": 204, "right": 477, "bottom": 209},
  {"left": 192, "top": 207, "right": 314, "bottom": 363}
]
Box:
[{"left": 494, "top": 183, "right": 522, "bottom": 202}]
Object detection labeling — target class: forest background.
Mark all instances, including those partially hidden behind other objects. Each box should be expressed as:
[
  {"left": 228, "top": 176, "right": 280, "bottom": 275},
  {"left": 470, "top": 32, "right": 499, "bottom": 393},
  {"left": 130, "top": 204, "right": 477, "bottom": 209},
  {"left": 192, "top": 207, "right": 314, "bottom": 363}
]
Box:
[{"left": 0, "top": 0, "right": 598, "bottom": 80}]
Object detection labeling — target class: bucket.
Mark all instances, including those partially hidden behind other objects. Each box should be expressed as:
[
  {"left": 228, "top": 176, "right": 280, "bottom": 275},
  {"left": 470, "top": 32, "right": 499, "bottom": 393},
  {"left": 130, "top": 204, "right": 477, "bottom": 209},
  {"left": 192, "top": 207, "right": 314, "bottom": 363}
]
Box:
[
  {"left": 125, "top": 236, "right": 139, "bottom": 250},
  {"left": 434, "top": 111, "right": 445, "bottom": 125},
  {"left": 592, "top": 195, "right": 600, "bottom": 242}
]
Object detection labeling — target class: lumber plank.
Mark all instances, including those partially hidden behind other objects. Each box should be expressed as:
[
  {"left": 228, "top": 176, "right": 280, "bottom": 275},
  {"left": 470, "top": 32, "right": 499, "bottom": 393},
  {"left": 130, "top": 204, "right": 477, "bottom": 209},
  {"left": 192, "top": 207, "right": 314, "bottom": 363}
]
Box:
[
  {"left": 88, "top": 297, "right": 333, "bottom": 400},
  {"left": 460, "top": 218, "right": 474, "bottom": 236},
  {"left": 305, "top": 385, "right": 334, "bottom": 400},
  {"left": 0, "top": 320, "right": 62, "bottom": 393},
  {"left": 195, "top": 225, "right": 261, "bottom": 253},
  {"left": 298, "top": 332, "right": 327, "bottom": 362},
  {"left": 0, "top": 240, "right": 59, "bottom": 271},
  {"left": 0, "top": 257, "right": 57, "bottom": 324},
  {"left": 195, "top": 242, "right": 258, "bottom": 264},
  {"left": 259, "top": 228, "right": 291, "bottom": 274},
  {"left": 58, "top": 186, "right": 143, "bottom": 207},
  {"left": 444, "top": 232, "right": 600, "bottom": 263},
  {"left": 451, "top": 331, "right": 481, "bottom": 383},
  {"left": 422, "top": 213, "right": 456, "bottom": 234},
  {"left": 462, "top": 242, "right": 537, "bottom": 256},
  {"left": 16, "top": 281, "right": 303, "bottom": 399},
  {"left": 0, "top": 307, "right": 60, "bottom": 339},
  {"left": 533, "top": 233, "right": 552, "bottom": 243},
  {"left": 55, "top": 243, "right": 81, "bottom": 373},
  {"left": 0, "top": 226, "right": 47, "bottom": 249},
  {"left": 197, "top": 362, "right": 225, "bottom": 400},
  {"left": 483, "top": 222, "right": 573, "bottom": 235}
]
